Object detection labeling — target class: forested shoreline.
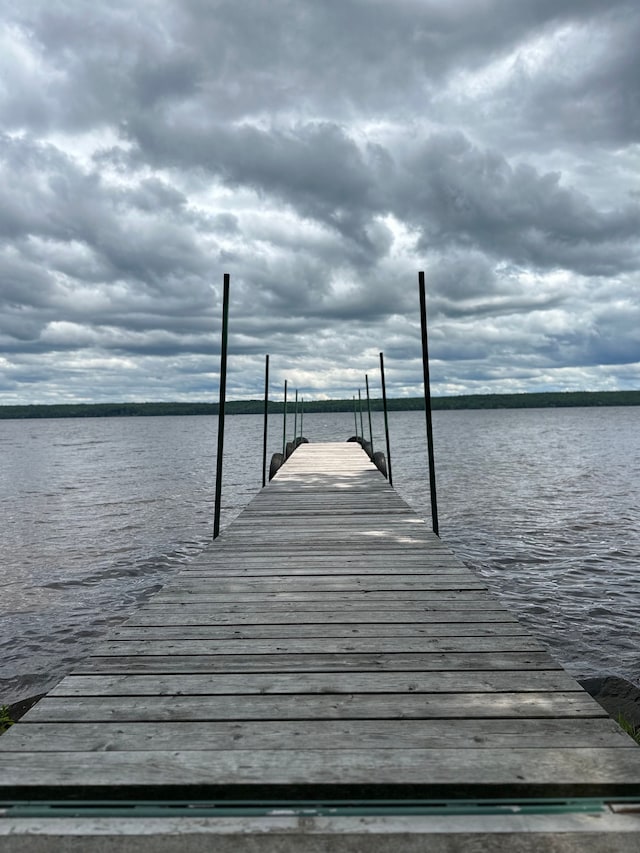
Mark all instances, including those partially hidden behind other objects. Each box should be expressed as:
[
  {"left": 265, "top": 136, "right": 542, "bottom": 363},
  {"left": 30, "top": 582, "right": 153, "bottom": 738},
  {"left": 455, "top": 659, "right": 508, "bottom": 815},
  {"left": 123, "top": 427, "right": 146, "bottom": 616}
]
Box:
[{"left": 1, "top": 390, "right": 639, "bottom": 419}]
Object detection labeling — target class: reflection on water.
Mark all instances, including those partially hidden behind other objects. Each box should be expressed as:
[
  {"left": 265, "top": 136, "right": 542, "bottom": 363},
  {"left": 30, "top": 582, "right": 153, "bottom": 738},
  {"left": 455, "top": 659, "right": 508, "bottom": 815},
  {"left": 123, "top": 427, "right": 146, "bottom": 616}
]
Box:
[{"left": 1, "top": 407, "right": 639, "bottom": 704}]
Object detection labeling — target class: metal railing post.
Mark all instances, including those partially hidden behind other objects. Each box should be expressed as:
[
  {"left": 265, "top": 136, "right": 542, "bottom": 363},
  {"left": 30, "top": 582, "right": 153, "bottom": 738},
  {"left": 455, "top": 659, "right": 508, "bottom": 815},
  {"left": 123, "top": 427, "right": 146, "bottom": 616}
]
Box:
[
  {"left": 282, "top": 379, "right": 288, "bottom": 456},
  {"left": 213, "top": 273, "right": 230, "bottom": 539},
  {"left": 365, "top": 373, "right": 374, "bottom": 453},
  {"left": 418, "top": 270, "right": 439, "bottom": 536},
  {"left": 379, "top": 352, "right": 393, "bottom": 486},
  {"left": 262, "top": 354, "right": 269, "bottom": 488}
]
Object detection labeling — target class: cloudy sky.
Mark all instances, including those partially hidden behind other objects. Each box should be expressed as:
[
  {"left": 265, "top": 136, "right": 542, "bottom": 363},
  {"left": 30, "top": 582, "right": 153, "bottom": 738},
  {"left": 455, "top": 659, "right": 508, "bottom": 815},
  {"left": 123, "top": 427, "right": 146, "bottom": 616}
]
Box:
[{"left": 1, "top": 0, "right": 639, "bottom": 403}]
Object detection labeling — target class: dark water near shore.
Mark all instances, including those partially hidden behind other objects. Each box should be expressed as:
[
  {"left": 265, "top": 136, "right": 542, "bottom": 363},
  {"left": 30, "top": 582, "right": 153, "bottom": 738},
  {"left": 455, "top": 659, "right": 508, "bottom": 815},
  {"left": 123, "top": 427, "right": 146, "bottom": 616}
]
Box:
[{"left": 1, "top": 407, "right": 639, "bottom": 705}]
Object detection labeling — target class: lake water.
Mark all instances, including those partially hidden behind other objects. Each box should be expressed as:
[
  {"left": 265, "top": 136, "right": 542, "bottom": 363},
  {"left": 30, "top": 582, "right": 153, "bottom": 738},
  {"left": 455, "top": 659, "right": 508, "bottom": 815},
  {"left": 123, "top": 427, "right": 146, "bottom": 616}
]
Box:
[{"left": 1, "top": 407, "right": 639, "bottom": 705}]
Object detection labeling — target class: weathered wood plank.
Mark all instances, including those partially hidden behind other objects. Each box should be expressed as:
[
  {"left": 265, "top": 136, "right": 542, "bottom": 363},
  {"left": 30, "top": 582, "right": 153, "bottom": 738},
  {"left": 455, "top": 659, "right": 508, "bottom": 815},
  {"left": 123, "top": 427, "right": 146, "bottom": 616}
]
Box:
[
  {"left": 201, "top": 544, "right": 450, "bottom": 558},
  {"left": 163, "top": 576, "right": 484, "bottom": 593},
  {"left": 216, "top": 533, "right": 438, "bottom": 543},
  {"left": 109, "top": 623, "right": 529, "bottom": 640},
  {"left": 127, "top": 609, "right": 518, "bottom": 626},
  {"left": 223, "top": 524, "right": 429, "bottom": 532},
  {"left": 226, "top": 512, "right": 427, "bottom": 521},
  {"left": 75, "top": 651, "right": 561, "bottom": 674},
  {"left": 92, "top": 636, "right": 545, "bottom": 656},
  {"left": 140, "top": 592, "right": 496, "bottom": 607},
  {"left": 4, "top": 748, "right": 640, "bottom": 796},
  {"left": 46, "top": 670, "right": 582, "bottom": 697},
  {"left": 183, "top": 565, "right": 473, "bottom": 577},
  {"left": 187, "top": 551, "right": 463, "bottom": 559},
  {"left": 4, "top": 717, "right": 628, "bottom": 753},
  {"left": 159, "top": 587, "right": 489, "bottom": 600},
  {"left": 151, "top": 590, "right": 489, "bottom": 603},
  {"left": 21, "top": 692, "right": 605, "bottom": 723}
]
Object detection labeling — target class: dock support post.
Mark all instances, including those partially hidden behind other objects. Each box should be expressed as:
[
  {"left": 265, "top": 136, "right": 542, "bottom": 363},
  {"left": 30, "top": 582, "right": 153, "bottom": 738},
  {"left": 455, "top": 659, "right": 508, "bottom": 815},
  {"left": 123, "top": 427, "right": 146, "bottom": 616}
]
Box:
[
  {"left": 293, "top": 389, "right": 298, "bottom": 444},
  {"left": 353, "top": 395, "right": 358, "bottom": 438},
  {"left": 365, "top": 373, "right": 374, "bottom": 453},
  {"left": 262, "top": 354, "right": 269, "bottom": 488},
  {"left": 300, "top": 397, "right": 304, "bottom": 440},
  {"left": 358, "top": 389, "right": 365, "bottom": 442},
  {"left": 379, "top": 352, "right": 393, "bottom": 486},
  {"left": 213, "top": 273, "right": 230, "bottom": 540},
  {"left": 418, "top": 270, "right": 439, "bottom": 536},
  {"left": 282, "top": 380, "right": 288, "bottom": 456}
]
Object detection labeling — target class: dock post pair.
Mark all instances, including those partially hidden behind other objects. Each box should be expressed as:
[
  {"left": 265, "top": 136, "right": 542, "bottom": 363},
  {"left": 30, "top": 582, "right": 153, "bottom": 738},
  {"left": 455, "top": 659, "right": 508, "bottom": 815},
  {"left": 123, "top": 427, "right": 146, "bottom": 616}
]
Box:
[{"left": 214, "top": 271, "right": 438, "bottom": 538}]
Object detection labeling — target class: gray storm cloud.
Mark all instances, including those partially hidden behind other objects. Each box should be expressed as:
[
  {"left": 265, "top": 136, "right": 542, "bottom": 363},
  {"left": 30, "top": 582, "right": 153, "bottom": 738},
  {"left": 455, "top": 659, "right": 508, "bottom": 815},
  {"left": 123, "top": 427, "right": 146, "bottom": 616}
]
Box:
[{"left": 0, "top": 0, "right": 639, "bottom": 402}]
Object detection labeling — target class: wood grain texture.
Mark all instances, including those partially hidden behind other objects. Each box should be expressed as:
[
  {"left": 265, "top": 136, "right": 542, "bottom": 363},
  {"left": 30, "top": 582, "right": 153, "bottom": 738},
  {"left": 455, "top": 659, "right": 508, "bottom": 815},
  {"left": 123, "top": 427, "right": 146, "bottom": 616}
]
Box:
[
  {"left": 107, "top": 622, "right": 529, "bottom": 640},
  {"left": 72, "top": 651, "right": 562, "bottom": 675},
  {"left": 5, "top": 718, "right": 629, "bottom": 752},
  {"left": 21, "top": 692, "right": 605, "bottom": 723},
  {"left": 90, "top": 636, "right": 546, "bottom": 656},
  {"left": 124, "top": 608, "right": 520, "bottom": 626},
  {"left": 46, "top": 670, "right": 582, "bottom": 697},
  {"left": 4, "top": 748, "right": 640, "bottom": 797}
]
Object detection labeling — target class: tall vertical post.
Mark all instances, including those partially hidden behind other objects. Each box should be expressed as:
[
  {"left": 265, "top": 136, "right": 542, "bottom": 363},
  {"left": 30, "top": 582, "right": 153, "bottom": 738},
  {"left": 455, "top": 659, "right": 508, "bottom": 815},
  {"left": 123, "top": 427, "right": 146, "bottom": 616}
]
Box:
[
  {"left": 353, "top": 395, "right": 358, "bottom": 438},
  {"left": 358, "top": 389, "right": 365, "bottom": 440},
  {"left": 418, "top": 270, "right": 439, "bottom": 536},
  {"left": 293, "top": 389, "right": 298, "bottom": 445},
  {"left": 379, "top": 352, "right": 393, "bottom": 486},
  {"left": 282, "top": 379, "right": 288, "bottom": 456},
  {"left": 365, "top": 373, "right": 374, "bottom": 453},
  {"left": 262, "top": 354, "right": 269, "bottom": 488},
  {"left": 300, "top": 397, "right": 304, "bottom": 439},
  {"left": 213, "top": 273, "right": 230, "bottom": 540}
]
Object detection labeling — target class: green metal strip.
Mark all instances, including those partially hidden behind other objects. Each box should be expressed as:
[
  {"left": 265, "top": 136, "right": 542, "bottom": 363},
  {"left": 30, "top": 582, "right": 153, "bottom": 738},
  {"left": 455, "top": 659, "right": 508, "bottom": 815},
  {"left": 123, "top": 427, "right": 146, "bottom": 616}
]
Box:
[{"left": 3, "top": 798, "right": 639, "bottom": 819}]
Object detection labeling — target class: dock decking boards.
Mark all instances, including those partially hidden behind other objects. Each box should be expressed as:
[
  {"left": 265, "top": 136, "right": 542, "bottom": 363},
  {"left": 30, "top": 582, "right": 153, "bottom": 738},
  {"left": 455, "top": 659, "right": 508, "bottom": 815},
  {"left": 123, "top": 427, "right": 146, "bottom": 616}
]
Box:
[{"left": 2, "top": 441, "right": 640, "bottom": 800}]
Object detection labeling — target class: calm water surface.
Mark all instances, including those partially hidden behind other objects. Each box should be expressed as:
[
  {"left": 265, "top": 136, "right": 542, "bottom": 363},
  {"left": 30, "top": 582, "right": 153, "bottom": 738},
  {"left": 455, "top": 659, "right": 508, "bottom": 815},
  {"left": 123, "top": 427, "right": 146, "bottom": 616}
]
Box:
[{"left": 1, "top": 407, "right": 639, "bottom": 704}]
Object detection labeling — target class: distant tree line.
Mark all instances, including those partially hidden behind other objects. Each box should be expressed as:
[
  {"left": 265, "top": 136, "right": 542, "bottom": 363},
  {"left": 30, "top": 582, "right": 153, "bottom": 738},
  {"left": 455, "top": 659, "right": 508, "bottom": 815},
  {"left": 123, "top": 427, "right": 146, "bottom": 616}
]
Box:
[{"left": 1, "top": 390, "right": 639, "bottom": 420}]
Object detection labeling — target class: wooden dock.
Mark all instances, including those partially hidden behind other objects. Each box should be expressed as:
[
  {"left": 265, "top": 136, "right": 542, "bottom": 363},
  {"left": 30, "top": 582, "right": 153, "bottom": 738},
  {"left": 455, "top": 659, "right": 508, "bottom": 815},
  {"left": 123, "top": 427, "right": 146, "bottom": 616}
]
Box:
[{"left": 2, "top": 441, "right": 640, "bottom": 846}]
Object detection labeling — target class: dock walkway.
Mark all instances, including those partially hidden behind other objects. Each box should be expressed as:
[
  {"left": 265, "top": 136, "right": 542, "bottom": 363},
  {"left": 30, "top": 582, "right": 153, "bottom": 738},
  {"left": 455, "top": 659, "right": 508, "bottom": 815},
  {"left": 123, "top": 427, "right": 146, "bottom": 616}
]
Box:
[{"left": 2, "top": 442, "right": 640, "bottom": 845}]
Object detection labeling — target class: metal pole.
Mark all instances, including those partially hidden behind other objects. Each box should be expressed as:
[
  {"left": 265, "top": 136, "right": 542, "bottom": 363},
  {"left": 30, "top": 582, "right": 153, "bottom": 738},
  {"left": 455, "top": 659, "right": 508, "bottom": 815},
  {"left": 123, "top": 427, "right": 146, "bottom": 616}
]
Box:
[
  {"left": 293, "top": 389, "right": 298, "bottom": 444},
  {"left": 262, "top": 354, "right": 269, "bottom": 488},
  {"left": 353, "top": 395, "right": 358, "bottom": 438},
  {"left": 418, "top": 270, "right": 439, "bottom": 536},
  {"left": 300, "top": 397, "right": 304, "bottom": 439},
  {"left": 379, "top": 352, "right": 393, "bottom": 486},
  {"left": 358, "top": 389, "right": 364, "bottom": 440},
  {"left": 282, "top": 379, "right": 288, "bottom": 456},
  {"left": 365, "top": 373, "right": 374, "bottom": 453},
  {"left": 213, "top": 273, "right": 230, "bottom": 539}
]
